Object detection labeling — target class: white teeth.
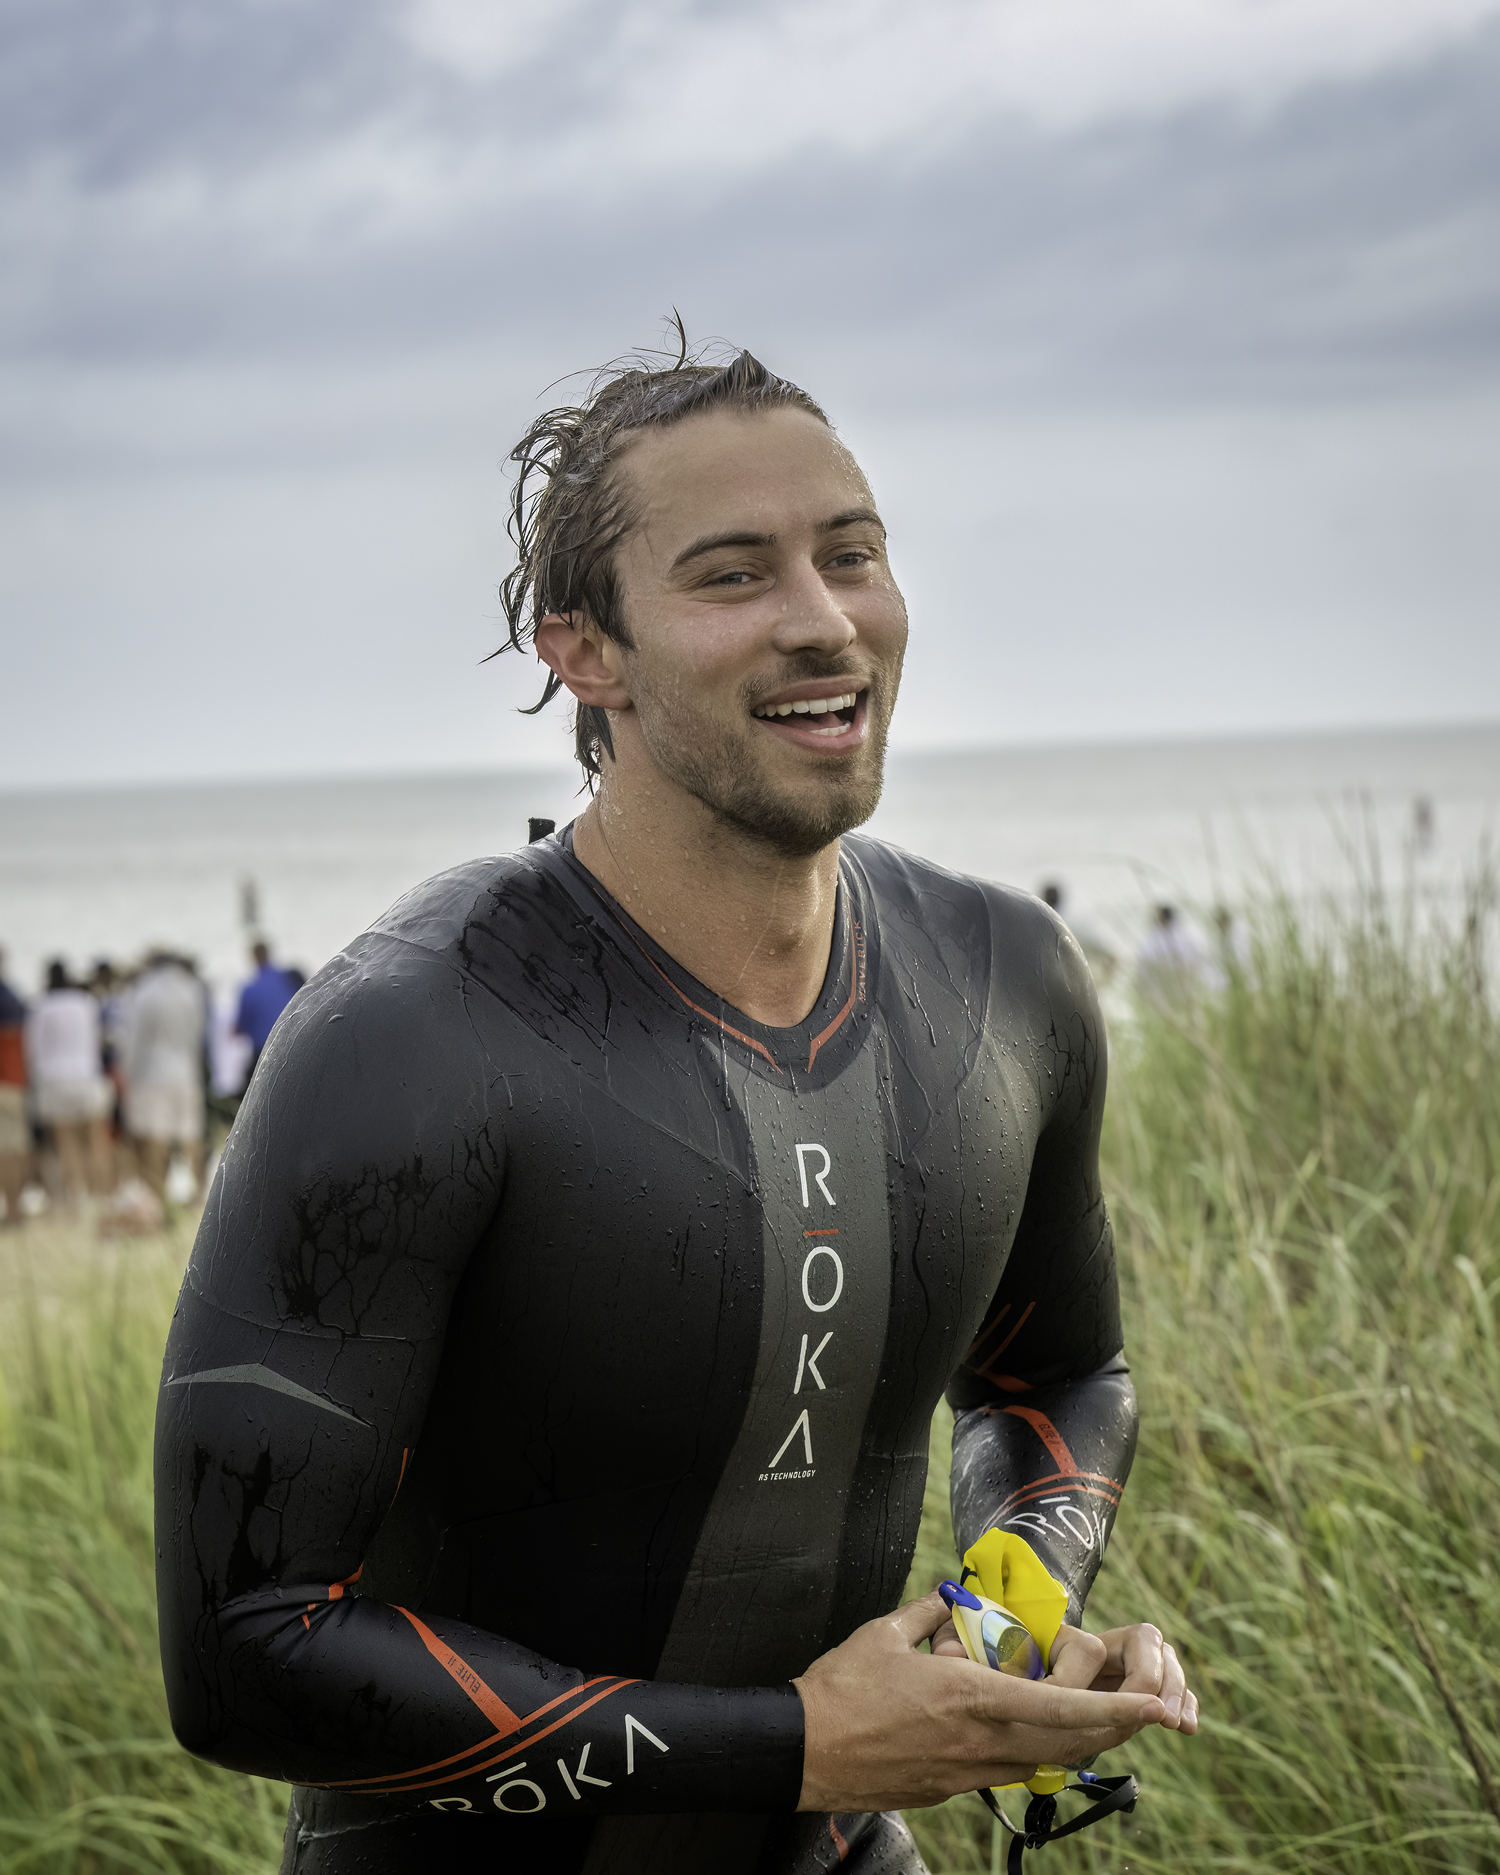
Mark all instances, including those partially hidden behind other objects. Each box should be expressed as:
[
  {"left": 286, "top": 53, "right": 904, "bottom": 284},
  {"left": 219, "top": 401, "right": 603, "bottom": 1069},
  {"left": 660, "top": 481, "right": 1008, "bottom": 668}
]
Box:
[{"left": 754, "top": 691, "right": 859, "bottom": 720}]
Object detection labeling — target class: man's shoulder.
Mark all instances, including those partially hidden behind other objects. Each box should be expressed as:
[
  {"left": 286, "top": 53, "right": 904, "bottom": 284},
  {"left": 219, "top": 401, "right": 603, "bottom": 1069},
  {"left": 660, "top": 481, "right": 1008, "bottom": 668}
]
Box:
[
  {"left": 254, "top": 856, "right": 545, "bottom": 1082},
  {"left": 845, "top": 832, "right": 1059, "bottom": 943},
  {"left": 846, "top": 833, "right": 1093, "bottom": 1013},
  {"left": 268, "top": 839, "right": 600, "bottom": 1087},
  {"left": 366, "top": 844, "right": 564, "bottom": 961}
]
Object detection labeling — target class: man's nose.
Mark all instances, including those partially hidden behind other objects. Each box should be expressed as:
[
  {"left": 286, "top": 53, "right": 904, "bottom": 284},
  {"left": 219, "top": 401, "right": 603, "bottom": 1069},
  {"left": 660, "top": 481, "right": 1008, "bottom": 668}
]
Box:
[{"left": 769, "top": 562, "right": 858, "bottom": 658}]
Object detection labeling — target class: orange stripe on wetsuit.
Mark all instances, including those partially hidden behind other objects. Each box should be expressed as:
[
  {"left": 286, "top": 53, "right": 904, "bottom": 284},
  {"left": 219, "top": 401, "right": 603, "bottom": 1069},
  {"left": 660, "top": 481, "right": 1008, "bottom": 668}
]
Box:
[
  {"left": 981, "top": 1405, "right": 1125, "bottom": 1529},
  {"left": 966, "top": 1300, "right": 1036, "bottom": 1381},
  {"left": 328, "top": 1673, "right": 639, "bottom": 1796},
  {"left": 591, "top": 874, "right": 860, "bottom": 1077},
  {"left": 988, "top": 1474, "right": 1124, "bottom": 1525},
  {"left": 806, "top": 919, "right": 859, "bottom": 1072},
  {"left": 317, "top": 1673, "right": 626, "bottom": 1790},
  {"left": 617, "top": 927, "right": 783, "bottom": 1073},
  {"left": 1001, "top": 1404, "right": 1079, "bottom": 1475},
  {"left": 396, "top": 1607, "right": 524, "bottom": 1737}
]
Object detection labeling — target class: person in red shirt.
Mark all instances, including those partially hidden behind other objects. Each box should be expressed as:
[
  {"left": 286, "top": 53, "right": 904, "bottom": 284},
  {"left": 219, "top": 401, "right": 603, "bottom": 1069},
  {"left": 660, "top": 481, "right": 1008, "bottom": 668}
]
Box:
[{"left": 0, "top": 948, "right": 30, "bottom": 1225}]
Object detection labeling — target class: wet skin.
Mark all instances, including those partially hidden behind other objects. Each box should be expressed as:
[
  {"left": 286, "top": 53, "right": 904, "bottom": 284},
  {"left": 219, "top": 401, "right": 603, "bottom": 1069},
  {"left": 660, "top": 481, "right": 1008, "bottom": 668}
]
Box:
[{"left": 536, "top": 405, "right": 907, "bottom": 1028}]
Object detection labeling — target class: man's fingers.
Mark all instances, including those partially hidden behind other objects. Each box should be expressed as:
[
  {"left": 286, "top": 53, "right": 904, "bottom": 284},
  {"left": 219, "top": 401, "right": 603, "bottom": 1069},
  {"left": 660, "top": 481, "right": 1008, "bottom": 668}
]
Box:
[
  {"left": 1112, "top": 1623, "right": 1166, "bottom": 1698},
  {"left": 1076, "top": 1623, "right": 1200, "bottom": 1736},
  {"left": 1041, "top": 1681, "right": 1165, "bottom": 1733},
  {"left": 967, "top": 1671, "right": 1164, "bottom": 1734},
  {"left": 885, "top": 1589, "right": 953, "bottom": 1650},
  {"left": 1158, "top": 1643, "right": 1187, "bottom": 1726},
  {"left": 796, "top": 1599, "right": 1193, "bottom": 1815},
  {"left": 974, "top": 1706, "right": 1154, "bottom": 1783},
  {"left": 1047, "top": 1625, "right": 1107, "bottom": 1690},
  {"left": 929, "top": 1615, "right": 966, "bottom": 1659}
]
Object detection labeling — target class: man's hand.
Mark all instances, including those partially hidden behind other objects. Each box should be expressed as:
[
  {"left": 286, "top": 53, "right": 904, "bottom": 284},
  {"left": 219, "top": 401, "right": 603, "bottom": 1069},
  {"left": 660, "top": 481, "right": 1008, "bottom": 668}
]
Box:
[
  {"left": 931, "top": 1611, "right": 1200, "bottom": 1732},
  {"left": 793, "top": 1590, "right": 1168, "bottom": 1812}
]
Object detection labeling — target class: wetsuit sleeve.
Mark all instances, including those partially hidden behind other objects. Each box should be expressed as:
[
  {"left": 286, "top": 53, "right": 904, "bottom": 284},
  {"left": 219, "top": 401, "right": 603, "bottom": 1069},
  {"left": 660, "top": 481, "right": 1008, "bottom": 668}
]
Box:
[
  {"left": 946, "top": 903, "right": 1139, "bottom": 1625},
  {"left": 154, "top": 936, "right": 802, "bottom": 1817}
]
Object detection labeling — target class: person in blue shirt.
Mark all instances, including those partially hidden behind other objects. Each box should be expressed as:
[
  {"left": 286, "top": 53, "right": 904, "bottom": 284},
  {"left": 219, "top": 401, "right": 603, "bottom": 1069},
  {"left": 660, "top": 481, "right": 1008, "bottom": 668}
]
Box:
[{"left": 233, "top": 942, "right": 299, "bottom": 1080}]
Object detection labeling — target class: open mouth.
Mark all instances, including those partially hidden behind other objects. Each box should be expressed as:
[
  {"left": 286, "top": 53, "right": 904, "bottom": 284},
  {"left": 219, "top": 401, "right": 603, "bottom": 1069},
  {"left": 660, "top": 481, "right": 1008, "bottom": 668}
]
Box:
[{"left": 750, "top": 689, "right": 864, "bottom": 743}]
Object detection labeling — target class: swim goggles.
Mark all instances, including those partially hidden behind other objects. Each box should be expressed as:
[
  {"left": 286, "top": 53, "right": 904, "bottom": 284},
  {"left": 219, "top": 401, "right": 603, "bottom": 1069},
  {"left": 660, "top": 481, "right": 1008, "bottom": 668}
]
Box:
[{"left": 938, "top": 1574, "right": 1139, "bottom": 1871}]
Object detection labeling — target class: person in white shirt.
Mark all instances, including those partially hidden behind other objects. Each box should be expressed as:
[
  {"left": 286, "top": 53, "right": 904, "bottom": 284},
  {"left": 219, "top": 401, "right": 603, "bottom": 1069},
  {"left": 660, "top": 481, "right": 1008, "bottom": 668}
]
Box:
[
  {"left": 1134, "top": 904, "right": 1224, "bottom": 1004},
  {"left": 120, "top": 952, "right": 208, "bottom": 1201},
  {"left": 25, "top": 960, "right": 114, "bottom": 1200}
]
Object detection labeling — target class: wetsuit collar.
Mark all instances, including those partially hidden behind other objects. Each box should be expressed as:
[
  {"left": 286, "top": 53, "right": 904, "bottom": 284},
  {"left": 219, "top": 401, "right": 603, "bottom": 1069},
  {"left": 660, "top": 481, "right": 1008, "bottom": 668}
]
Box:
[{"left": 542, "top": 825, "right": 877, "bottom": 1089}]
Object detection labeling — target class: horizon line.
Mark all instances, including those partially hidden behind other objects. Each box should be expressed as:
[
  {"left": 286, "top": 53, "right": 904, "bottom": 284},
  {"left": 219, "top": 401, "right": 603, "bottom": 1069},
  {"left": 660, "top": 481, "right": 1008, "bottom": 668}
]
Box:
[{"left": 1, "top": 714, "right": 1497, "bottom": 803}]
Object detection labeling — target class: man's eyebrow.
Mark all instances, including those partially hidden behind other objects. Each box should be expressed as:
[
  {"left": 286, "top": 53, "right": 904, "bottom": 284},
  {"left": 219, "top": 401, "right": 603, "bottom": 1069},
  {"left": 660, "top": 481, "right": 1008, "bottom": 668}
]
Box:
[
  {"left": 669, "top": 510, "right": 886, "bottom": 571},
  {"left": 671, "top": 529, "right": 776, "bottom": 570},
  {"left": 820, "top": 508, "right": 886, "bottom": 535}
]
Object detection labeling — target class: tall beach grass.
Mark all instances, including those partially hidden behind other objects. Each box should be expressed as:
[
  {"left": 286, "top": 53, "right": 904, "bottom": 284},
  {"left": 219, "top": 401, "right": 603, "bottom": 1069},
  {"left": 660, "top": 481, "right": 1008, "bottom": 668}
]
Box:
[
  {"left": 4, "top": 874, "right": 1497, "bottom": 1871},
  {"left": 908, "top": 870, "right": 1500, "bottom": 1872},
  {"left": 0, "top": 1227, "right": 286, "bottom": 1873}
]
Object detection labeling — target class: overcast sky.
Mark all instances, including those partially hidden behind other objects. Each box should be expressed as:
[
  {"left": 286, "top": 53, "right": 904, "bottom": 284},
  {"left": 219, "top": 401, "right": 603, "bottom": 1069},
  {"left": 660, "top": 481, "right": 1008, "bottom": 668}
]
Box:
[{"left": 4, "top": 0, "right": 1499, "bottom": 788}]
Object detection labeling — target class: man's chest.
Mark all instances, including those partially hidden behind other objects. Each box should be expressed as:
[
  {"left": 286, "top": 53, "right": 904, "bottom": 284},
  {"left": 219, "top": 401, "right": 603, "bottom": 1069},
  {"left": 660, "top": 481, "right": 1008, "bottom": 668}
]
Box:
[{"left": 438, "top": 1015, "right": 1042, "bottom": 1522}]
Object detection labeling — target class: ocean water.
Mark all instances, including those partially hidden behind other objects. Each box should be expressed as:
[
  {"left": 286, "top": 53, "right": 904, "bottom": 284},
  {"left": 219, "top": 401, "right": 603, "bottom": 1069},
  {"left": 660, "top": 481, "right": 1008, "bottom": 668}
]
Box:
[{"left": 1, "top": 723, "right": 1496, "bottom": 1002}]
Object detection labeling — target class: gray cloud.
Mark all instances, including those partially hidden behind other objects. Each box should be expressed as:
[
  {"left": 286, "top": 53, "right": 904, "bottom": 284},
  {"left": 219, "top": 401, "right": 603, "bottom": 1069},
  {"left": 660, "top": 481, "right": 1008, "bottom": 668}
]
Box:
[
  {"left": 0, "top": 0, "right": 412, "bottom": 178},
  {"left": 2, "top": 0, "right": 1497, "bottom": 788},
  {"left": 2, "top": 1, "right": 1497, "bottom": 411}
]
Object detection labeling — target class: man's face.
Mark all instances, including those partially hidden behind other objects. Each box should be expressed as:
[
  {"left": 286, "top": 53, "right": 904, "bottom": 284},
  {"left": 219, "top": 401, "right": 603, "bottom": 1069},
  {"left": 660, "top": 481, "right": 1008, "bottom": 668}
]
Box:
[{"left": 605, "top": 406, "right": 908, "bottom": 857}]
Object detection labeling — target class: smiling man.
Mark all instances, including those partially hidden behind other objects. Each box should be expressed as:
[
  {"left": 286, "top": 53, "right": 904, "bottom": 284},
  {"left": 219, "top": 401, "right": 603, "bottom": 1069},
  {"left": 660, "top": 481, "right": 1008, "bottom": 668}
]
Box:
[{"left": 155, "top": 346, "right": 1195, "bottom": 1875}]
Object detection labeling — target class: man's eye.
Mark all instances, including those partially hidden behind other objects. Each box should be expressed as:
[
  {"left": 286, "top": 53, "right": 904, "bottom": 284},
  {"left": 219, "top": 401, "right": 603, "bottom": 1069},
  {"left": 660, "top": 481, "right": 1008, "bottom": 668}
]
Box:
[
  {"left": 827, "top": 550, "right": 872, "bottom": 570},
  {"left": 710, "top": 570, "right": 755, "bottom": 586}
]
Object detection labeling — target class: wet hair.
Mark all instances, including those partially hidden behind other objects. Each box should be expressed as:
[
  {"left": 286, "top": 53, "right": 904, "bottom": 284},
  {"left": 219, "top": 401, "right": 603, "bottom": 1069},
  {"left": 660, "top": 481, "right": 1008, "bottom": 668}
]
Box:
[{"left": 495, "top": 320, "right": 830, "bottom": 782}]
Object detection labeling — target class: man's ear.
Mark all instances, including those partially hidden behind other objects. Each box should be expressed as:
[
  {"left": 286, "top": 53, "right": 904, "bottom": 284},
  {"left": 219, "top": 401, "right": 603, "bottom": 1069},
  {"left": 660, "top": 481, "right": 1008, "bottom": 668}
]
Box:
[{"left": 534, "top": 614, "right": 633, "bottom": 713}]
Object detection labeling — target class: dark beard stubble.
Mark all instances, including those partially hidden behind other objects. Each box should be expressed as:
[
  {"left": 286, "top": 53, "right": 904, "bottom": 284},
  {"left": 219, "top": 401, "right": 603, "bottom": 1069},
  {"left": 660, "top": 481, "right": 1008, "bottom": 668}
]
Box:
[{"left": 631, "top": 664, "right": 895, "bottom": 860}]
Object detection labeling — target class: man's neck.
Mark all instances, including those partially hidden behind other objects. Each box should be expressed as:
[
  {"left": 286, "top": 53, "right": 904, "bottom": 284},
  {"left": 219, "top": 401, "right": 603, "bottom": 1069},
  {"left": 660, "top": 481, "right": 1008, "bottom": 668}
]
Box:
[{"left": 570, "top": 782, "right": 841, "bottom": 1030}]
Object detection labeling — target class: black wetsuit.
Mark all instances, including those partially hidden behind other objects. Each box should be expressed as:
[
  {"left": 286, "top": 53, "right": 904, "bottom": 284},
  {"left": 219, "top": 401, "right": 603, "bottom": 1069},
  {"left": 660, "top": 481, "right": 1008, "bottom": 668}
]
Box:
[{"left": 154, "top": 830, "right": 1138, "bottom": 1875}]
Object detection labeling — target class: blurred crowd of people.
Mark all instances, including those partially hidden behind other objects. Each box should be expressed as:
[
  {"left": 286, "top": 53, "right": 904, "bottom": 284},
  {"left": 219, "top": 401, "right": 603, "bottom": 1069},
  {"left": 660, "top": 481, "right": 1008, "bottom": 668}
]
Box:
[
  {"left": 0, "top": 938, "right": 303, "bottom": 1227},
  {"left": 0, "top": 886, "right": 1241, "bottom": 1230},
  {"left": 1039, "top": 881, "right": 1249, "bottom": 1005}
]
